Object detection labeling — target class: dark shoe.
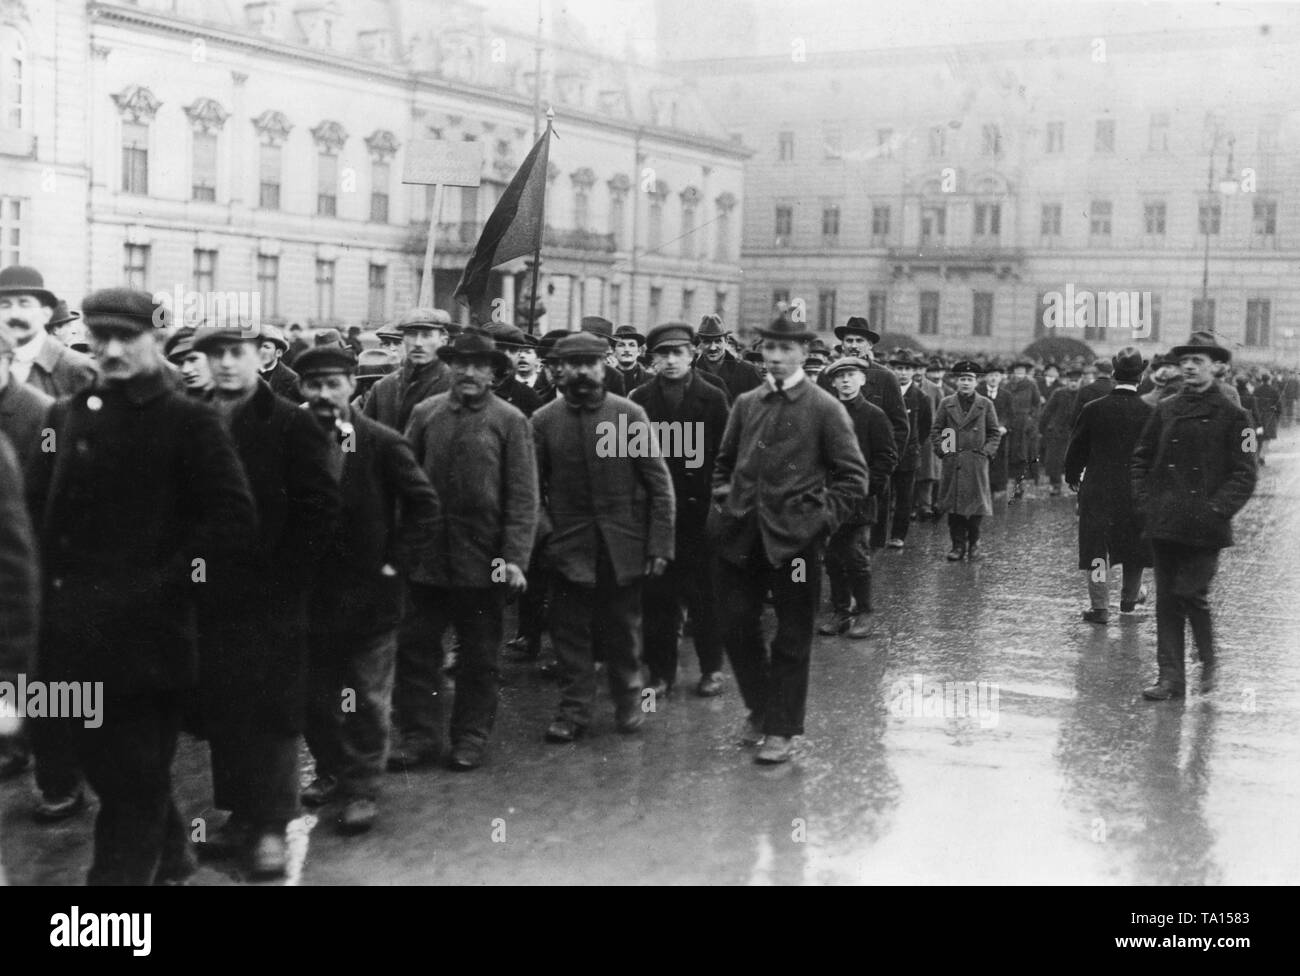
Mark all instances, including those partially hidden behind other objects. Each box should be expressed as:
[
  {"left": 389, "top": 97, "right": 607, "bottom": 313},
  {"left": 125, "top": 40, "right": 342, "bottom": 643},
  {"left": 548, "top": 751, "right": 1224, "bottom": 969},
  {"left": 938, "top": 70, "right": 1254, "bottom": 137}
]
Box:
[
  {"left": 337, "top": 798, "right": 377, "bottom": 835},
  {"left": 545, "top": 718, "right": 586, "bottom": 743},
  {"left": 647, "top": 678, "right": 671, "bottom": 701},
  {"left": 755, "top": 735, "right": 794, "bottom": 764},
  {"left": 1119, "top": 587, "right": 1149, "bottom": 613},
  {"left": 447, "top": 740, "right": 485, "bottom": 771},
  {"left": 846, "top": 614, "right": 874, "bottom": 639},
  {"left": 195, "top": 816, "right": 251, "bottom": 860},
  {"left": 818, "top": 610, "right": 852, "bottom": 636},
  {"left": 32, "top": 789, "right": 85, "bottom": 823},
  {"left": 249, "top": 829, "right": 288, "bottom": 878},
  {"left": 738, "top": 714, "right": 765, "bottom": 747},
  {"left": 0, "top": 750, "right": 32, "bottom": 780},
  {"left": 1141, "top": 682, "right": 1185, "bottom": 701},
  {"left": 301, "top": 775, "right": 338, "bottom": 807},
  {"left": 386, "top": 740, "right": 439, "bottom": 771},
  {"left": 696, "top": 672, "right": 724, "bottom": 697},
  {"left": 946, "top": 546, "right": 966, "bottom": 562},
  {"left": 1199, "top": 663, "right": 1217, "bottom": 694},
  {"left": 886, "top": 538, "right": 905, "bottom": 549},
  {"left": 1081, "top": 608, "right": 1110, "bottom": 624}
]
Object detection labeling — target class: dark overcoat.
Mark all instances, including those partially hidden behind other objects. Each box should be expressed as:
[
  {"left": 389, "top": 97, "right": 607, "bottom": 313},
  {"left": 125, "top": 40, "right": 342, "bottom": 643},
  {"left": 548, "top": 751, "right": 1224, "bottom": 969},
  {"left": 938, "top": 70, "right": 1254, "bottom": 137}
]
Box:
[
  {"left": 0, "top": 432, "right": 38, "bottom": 677},
  {"left": 931, "top": 393, "right": 1002, "bottom": 517},
  {"left": 1002, "top": 376, "right": 1042, "bottom": 465},
  {"left": 1063, "top": 388, "right": 1153, "bottom": 569},
  {"left": 696, "top": 354, "right": 763, "bottom": 401},
  {"left": 1037, "top": 385, "right": 1075, "bottom": 481},
  {"left": 1252, "top": 381, "right": 1281, "bottom": 440},
  {"left": 361, "top": 359, "right": 452, "bottom": 432},
  {"left": 1131, "top": 385, "right": 1257, "bottom": 550},
  {"left": 819, "top": 360, "right": 910, "bottom": 459},
  {"left": 263, "top": 360, "right": 302, "bottom": 403},
  {"left": 897, "top": 382, "right": 934, "bottom": 473},
  {"left": 0, "top": 378, "right": 52, "bottom": 495},
  {"left": 836, "top": 393, "right": 899, "bottom": 525}
]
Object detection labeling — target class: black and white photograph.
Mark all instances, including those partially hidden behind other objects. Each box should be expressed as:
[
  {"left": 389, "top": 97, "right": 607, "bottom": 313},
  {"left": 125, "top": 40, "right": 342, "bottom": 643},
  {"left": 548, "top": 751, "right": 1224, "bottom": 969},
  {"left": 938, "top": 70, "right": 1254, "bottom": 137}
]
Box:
[{"left": 0, "top": 0, "right": 1295, "bottom": 918}]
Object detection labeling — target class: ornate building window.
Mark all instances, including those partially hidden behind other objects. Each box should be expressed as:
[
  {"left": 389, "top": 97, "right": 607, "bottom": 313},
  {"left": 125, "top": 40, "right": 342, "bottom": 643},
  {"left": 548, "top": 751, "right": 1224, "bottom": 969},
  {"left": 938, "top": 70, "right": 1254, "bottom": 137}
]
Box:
[
  {"left": 113, "top": 85, "right": 161, "bottom": 195},
  {"left": 252, "top": 110, "right": 293, "bottom": 210},
  {"left": 185, "top": 98, "right": 228, "bottom": 202},
  {"left": 312, "top": 120, "right": 347, "bottom": 218},
  {"left": 365, "top": 130, "right": 399, "bottom": 224}
]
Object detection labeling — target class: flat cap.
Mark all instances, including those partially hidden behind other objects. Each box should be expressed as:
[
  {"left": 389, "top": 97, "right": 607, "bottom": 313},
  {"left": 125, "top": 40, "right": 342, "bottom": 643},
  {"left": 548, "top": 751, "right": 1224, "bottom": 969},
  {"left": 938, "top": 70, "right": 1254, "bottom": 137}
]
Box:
[
  {"left": 949, "top": 359, "right": 984, "bottom": 376},
  {"left": 396, "top": 307, "right": 454, "bottom": 331},
  {"left": 646, "top": 322, "right": 694, "bottom": 352},
  {"left": 82, "top": 287, "right": 168, "bottom": 334},
  {"left": 553, "top": 331, "right": 612, "bottom": 359},
  {"left": 164, "top": 327, "right": 199, "bottom": 362},
  {"left": 258, "top": 324, "right": 289, "bottom": 352},
  {"left": 296, "top": 345, "right": 358, "bottom": 376},
  {"left": 824, "top": 355, "right": 871, "bottom": 378}
]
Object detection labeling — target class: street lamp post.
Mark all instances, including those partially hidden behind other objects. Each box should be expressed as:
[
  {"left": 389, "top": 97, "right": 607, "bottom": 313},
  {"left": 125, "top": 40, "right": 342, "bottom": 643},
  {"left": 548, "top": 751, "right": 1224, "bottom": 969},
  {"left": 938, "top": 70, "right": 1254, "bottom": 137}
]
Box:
[{"left": 1201, "top": 127, "right": 1236, "bottom": 313}]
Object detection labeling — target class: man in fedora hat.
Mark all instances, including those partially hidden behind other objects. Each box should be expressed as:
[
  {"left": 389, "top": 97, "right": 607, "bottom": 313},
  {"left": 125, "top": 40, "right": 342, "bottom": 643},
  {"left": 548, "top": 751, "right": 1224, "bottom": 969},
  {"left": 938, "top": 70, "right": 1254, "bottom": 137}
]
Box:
[
  {"left": 880, "top": 349, "right": 932, "bottom": 547},
  {"left": 46, "top": 300, "right": 85, "bottom": 351},
  {"left": 694, "top": 314, "right": 762, "bottom": 400},
  {"left": 255, "top": 324, "right": 302, "bottom": 403},
  {"left": 710, "top": 315, "right": 869, "bottom": 763},
  {"left": 361, "top": 308, "right": 454, "bottom": 431},
  {"left": 1039, "top": 364, "right": 1084, "bottom": 495},
  {"left": 0, "top": 266, "right": 95, "bottom": 398},
  {"left": 612, "top": 324, "right": 651, "bottom": 392},
  {"left": 295, "top": 345, "right": 438, "bottom": 831},
  {"left": 191, "top": 323, "right": 340, "bottom": 877},
  {"left": 1132, "top": 332, "right": 1257, "bottom": 700},
  {"left": 1065, "top": 347, "right": 1154, "bottom": 624},
  {"left": 932, "top": 360, "right": 1003, "bottom": 560},
  {"left": 29, "top": 288, "right": 257, "bottom": 883},
  {"left": 397, "top": 333, "right": 537, "bottom": 770},
  {"left": 532, "top": 331, "right": 674, "bottom": 743},
  {"left": 629, "top": 322, "right": 730, "bottom": 698},
  {"left": 578, "top": 316, "right": 631, "bottom": 397}
]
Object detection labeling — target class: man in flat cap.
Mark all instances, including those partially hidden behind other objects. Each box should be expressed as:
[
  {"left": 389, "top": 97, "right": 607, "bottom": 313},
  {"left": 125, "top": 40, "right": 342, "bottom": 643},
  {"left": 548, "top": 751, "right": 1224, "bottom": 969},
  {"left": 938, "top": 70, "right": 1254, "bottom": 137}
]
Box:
[
  {"left": 532, "top": 331, "right": 675, "bottom": 742},
  {"left": 629, "top": 323, "right": 730, "bottom": 698},
  {"left": 255, "top": 324, "right": 302, "bottom": 403},
  {"left": 694, "top": 314, "right": 762, "bottom": 401},
  {"left": 361, "top": 308, "right": 454, "bottom": 431},
  {"left": 192, "top": 323, "right": 340, "bottom": 877},
  {"left": 29, "top": 289, "right": 257, "bottom": 884},
  {"left": 1065, "top": 347, "right": 1154, "bottom": 624},
  {"left": 1038, "top": 364, "right": 1083, "bottom": 495},
  {"left": 710, "top": 315, "right": 869, "bottom": 764},
  {"left": 399, "top": 333, "right": 537, "bottom": 769},
  {"left": 1132, "top": 333, "right": 1257, "bottom": 700},
  {"left": 376, "top": 324, "right": 405, "bottom": 365},
  {"left": 0, "top": 266, "right": 95, "bottom": 398},
  {"left": 932, "top": 360, "right": 1002, "bottom": 561},
  {"left": 296, "top": 345, "right": 438, "bottom": 831},
  {"left": 163, "top": 327, "right": 214, "bottom": 399}
]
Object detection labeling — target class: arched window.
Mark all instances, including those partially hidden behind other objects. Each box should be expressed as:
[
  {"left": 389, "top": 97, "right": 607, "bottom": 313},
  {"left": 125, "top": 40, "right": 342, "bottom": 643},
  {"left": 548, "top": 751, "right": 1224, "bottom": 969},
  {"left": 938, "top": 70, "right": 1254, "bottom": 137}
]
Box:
[{"left": 1, "top": 29, "right": 26, "bottom": 130}]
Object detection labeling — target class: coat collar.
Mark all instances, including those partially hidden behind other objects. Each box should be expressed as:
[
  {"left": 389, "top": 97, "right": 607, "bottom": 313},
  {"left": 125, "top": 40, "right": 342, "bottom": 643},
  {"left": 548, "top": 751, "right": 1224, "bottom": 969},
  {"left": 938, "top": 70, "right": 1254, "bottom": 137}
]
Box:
[
  {"left": 96, "top": 367, "right": 174, "bottom": 406},
  {"left": 32, "top": 332, "right": 66, "bottom": 373},
  {"left": 1167, "top": 382, "right": 1226, "bottom": 418}
]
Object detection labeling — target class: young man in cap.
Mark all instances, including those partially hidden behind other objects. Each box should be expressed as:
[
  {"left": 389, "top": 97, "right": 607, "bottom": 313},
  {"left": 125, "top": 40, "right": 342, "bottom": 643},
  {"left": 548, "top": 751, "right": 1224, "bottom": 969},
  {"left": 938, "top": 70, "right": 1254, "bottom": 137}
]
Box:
[
  {"left": 612, "top": 325, "right": 650, "bottom": 392},
  {"left": 295, "top": 345, "right": 438, "bottom": 830},
  {"left": 399, "top": 334, "right": 537, "bottom": 770},
  {"left": 1039, "top": 365, "right": 1083, "bottom": 495},
  {"left": 881, "top": 350, "right": 932, "bottom": 547},
  {"left": 820, "top": 316, "right": 909, "bottom": 476},
  {"left": 361, "top": 308, "right": 454, "bottom": 431},
  {"left": 1065, "top": 348, "right": 1154, "bottom": 624},
  {"left": 1131, "top": 333, "right": 1257, "bottom": 700},
  {"left": 932, "top": 361, "right": 1003, "bottom": 560},
  {"left": 913, "top": 358, "right": 946, "bottom": 519},
  {"left": 694, "top": 314, "right": 763, "bottom": 400},
  {"left": 710, "top": 316, "right": 869, "bottom": 763},
  {"left": 1004, "top": 360, "right": 1043, "bottom": 499},
  {"left": 30, "top": 289, "right": 257, "bottom": 883},
  {"left": 376, "top": 324, "right": 405, "bottom": 364},
  {"left": 256, "top": 324, "right": 302, "bottom": 403},
  {"left": 163, "top": 327, "right": 214, "bottom": 398},
  {"left": 629, "top": 322, "right": 730, "bottom": 698},
  {"left": 532, "top": 331, "right": 675, "bottom": 742},
  {"left": 977, "top": 362, "right": 1011, "bottom": 497},
  {"left": 0, "top": 266, "right": 96, "bottom": 398},
  {"left": 192, "top": 323, "right": 340, "bottom": 877},
  {"left": 819, "top": 356, "right": 898, "bottom": 638}
]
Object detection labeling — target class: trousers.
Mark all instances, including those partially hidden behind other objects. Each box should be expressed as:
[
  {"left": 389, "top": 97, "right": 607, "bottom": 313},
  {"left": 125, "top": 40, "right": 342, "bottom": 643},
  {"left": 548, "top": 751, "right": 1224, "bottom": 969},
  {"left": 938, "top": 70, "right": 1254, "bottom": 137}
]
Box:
[
  {"left": 1151, "top": 540, "right": 1220, "bottom": 689},
  {"left": 643, "top": 541, "right": 722, "bottom": 686}
]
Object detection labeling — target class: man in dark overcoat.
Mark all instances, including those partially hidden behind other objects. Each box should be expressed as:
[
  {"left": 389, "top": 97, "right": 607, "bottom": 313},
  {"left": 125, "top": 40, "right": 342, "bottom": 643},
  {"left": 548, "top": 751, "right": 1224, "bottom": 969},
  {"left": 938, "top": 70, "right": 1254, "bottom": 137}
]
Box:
[
  {"left": 401, "top": 333, "right": 537, "bottom": 770},
  {"left": 361, "top": 308, "right": 453, "bottom": 431},
  {"left": 1064, "top": 348, "right": 1154, "bottom": 624},
  {"left": 193, "top": 324, "right": 340, "bottom": 877},
  {"left": 694, "top": 314, "right": 763, "bottom": 400},
  {"left": 0, "top": 432, "right": 38, "bottom": 808},
  {"left": 298, "top": 346, "right": 439, "bottom": 833},
  {"left": 1131, "top": 333, "right": 1257, "bottom": 700},
  {"left": 33, "top": 290, "right": 256, "bottom": 884},
  {"left": 532, "top": 332, "right": 674, "bottom": 742},
  {"left": 879, "top": 350, "right": 930, "bottom": 547},
  {"left": 1038, "top": 365, "right": 1081, "bottom": 495},
  {"left": 710, "top": 316, "right": 869, "bottom": 764},
  {"left": 932, "top": 361, "right": 1002, "bottom": 560},
  {"left": 1003, "top": 360, "right": 1043, "bottom": 499},
  {"left": 629, "top": 323, "right": 730, "bottom": 698}
]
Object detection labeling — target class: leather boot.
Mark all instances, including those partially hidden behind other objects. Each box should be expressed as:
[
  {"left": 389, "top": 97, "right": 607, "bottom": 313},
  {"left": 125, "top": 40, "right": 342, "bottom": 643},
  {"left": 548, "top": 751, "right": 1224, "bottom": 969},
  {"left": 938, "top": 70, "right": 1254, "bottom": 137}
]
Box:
[{"left": 852, "top": 574, "right": 872, "bottom": 616}]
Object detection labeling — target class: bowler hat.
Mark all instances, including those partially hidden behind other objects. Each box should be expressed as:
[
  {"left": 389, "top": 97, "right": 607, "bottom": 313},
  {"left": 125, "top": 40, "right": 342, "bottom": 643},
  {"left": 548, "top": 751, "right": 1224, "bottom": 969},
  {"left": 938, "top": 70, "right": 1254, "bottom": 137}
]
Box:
[
  {"left": 949, "top": 360, "right": 984, "bottom": 377},
  {"left": 296, "top": 346, "right": 358, "bottom": 376},
  {"left": 554, "top": 331, "right": 612, "bottom": 360},
  {"left": 0, "top": 266, "right": 57, "bottom": 307},
  {"left": 834, "top": 316, "right": 880, "bottom": 344},
  {"left": 436, "top": 332, "right": 511, "bottom": 373},
  {"left": 697, "top": 314, "right": 728, "bottom": 339},
  {"left": 82, "top": 288, "right": 167, "bottom": 335},
  {"left": 1170, "top": 330, "right": 1232, "bottom": 364},
  {"left": 646, "top": 323, "right": 694, "bottom": 352},
  {"left": 1111, "top": 346, "right": 1149, "bottom": 381},
  {"left": 314, "top": 328, "right": 345, "bottom": 347},
  {"left": 396, "top": 307, "right": 453, "bottom": 332},
  {"left": 579, "top": 316, "right": 615, "bottom": 343},
  {"left": 757, "top": 314, "right": 816, "bottom": 343},
  {"left": 47, "top": 300, "right": 80, "bottom": 331},
  {"left": 825, "top": 355, "right": 870, "bottom": 378},
  {"left": 537, "top": 328, "right": 572, "bottom": 360},
  {"left": 613, "top": 325, "right": 645, "bottom": 345}
]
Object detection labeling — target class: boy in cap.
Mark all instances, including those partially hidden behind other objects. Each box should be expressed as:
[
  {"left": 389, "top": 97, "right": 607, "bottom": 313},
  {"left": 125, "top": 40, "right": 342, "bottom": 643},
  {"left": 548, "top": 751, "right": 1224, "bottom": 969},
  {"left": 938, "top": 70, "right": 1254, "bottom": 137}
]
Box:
[{"left": 931, "top": 361, "right": 1003, "bottom": 560}]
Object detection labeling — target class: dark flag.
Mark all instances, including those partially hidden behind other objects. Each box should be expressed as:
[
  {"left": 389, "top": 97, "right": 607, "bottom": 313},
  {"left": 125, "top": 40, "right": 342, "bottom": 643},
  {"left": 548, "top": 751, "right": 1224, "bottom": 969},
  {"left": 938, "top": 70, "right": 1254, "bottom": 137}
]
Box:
[{"left": 453, "top": 122, "right": 552, "bottom": 323}]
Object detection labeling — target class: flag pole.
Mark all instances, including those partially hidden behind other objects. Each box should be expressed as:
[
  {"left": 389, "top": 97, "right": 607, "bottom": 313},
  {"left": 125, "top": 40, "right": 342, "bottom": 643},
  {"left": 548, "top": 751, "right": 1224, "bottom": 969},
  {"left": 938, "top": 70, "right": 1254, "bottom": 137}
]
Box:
[{"left": 526, "top": 108, "right": 553, "bottom": 335}]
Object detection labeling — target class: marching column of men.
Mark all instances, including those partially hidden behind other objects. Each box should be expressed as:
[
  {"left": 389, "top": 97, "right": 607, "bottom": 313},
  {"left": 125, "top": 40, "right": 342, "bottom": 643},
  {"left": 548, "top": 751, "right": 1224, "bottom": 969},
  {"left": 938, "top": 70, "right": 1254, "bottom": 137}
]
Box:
[{"left": 0, "top": 257, "right": 1269, "bottom": 883}]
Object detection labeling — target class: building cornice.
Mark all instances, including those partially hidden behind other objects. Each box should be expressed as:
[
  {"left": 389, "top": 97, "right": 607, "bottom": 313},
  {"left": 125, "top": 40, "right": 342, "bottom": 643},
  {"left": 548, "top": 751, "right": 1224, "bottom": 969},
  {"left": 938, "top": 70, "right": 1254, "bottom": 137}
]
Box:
[{"left": 88, "top": 2, "right": 752, "bottom": 160}]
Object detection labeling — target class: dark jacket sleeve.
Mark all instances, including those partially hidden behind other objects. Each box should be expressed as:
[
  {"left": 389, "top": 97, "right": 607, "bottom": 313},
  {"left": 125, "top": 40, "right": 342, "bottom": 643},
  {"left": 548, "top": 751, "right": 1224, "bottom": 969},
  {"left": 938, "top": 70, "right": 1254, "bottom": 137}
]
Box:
[
  {"left": 0, "top": 434, "right": 38, "bottom": 679},
  {"left": 1130, "top": 406, "right": 1163, "bottom": 512},
  {"left": 277, "top": 410, "right": 341, "bottom": 583},
  {"left": 866, "top": 406, "right": 899, "bottom": 491},
  {"left": 1209, "top": 406, "right": 1259, "bottom": 519},
  {"left": 821, "top": 399, "right": 871, "bottom": 534},
  {"left": 712, "top": 396, "right": 745, "bottom": 497},
  {"left": 1063, "top": 407, "right": 1091, "bottom": 486},
  {"left": 878, "top": 373, "right": 910, "bottom": 459},
  {"left": 381, "top": 430, "right": 439, "bottom": 574},
  {"left": 501, "top": 412, "right": 540, "bottom": 568}
]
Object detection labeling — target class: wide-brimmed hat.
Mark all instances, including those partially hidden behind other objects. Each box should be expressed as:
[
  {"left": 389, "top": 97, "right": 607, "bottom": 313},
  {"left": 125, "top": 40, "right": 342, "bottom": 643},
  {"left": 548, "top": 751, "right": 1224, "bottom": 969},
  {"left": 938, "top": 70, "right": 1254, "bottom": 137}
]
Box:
[
  {"left": 825, "top": 355, "right": 871, "bottom": 378},
  {"left": 834, "top": 316, "right": 880, "bottom": 344},
  {"left": 757, "top": 314, "right": 816, "bottom": 343},
  {"left": 949, "top": 360, "right": 984, "bottom": 377},
  {"left": 613, "top": 325, "right": 645, "bottom": 346},
  {"left": 396, "top": 307, "right": 453, "bottom": 332},
  {"left": 646, "top": 323, "right": 694, "bottom": 352},
  {"left": 1170, "top": 330, "right": 1232, "bottom": 364},
  {"left": 1111, "top": 346, "right": 1149, "bottom": 380},
  {"left": 296, "top": 346, "right": 359, "bottom": 376},
  {"left": 0, "top": 266, "right": 57, "bottom": 307},
  {"left": 436, "top": 332, "right": 511, "bottom": 373},
  {"left": 697, "top": 314, "right": 729, "bottom": 339}
]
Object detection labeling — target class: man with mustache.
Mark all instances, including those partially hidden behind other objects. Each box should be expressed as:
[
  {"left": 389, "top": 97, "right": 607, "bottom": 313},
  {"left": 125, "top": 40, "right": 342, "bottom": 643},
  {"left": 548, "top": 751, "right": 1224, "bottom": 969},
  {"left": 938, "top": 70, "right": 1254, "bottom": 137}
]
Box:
[
  {"left": 693, "top": 314, "right": 762, "bottom": 401},
  {"left": 296, "top": 345, "right": 438, "bottom": 831},
  {"left": 361, "top": 308, "right": 454, "bottom": 431},
  {"left": 0, "top": 266, "right": 95, "bottom": 398},
  {"left": 401, "top": 333, "right": 538, "bottom": 769}
]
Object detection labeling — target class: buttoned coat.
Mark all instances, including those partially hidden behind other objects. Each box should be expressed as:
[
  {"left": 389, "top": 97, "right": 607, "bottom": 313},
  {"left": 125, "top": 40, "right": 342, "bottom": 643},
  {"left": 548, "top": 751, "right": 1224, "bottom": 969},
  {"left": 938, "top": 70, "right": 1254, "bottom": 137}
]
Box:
[
  {"left": 532, "top": 391, "right": 675, "bottom": 587},
  {"left": 1002, "top": 376, "right": 1043, "bottom": 465},
  {"left": 931, "top": 393, "right": 1003, "bottom": 517},
  {"left": 835, "top": 392, "right": 899, "bottom": 525},
  {"left": 406, "top": 390, "right": 538, "bottom": 589},
  {"left": 1131, "top": 385, "right": 1257, "bottom": 550}
]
